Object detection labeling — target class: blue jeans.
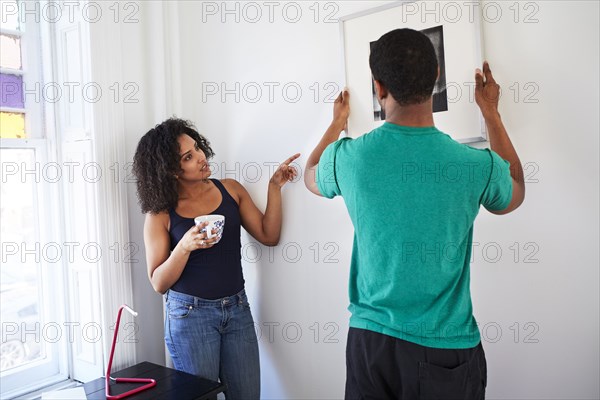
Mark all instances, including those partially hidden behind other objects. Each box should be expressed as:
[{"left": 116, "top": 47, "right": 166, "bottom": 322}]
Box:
[{"left": 164, "top": 289, "right": 260, "bottom": 400}]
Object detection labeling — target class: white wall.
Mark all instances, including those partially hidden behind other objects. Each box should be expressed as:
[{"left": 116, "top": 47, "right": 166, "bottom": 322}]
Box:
[
  {"left": 121, "top": 1, "right": 599, "bottom": 398},
  {"left": 120, "top": 2, "right": 180, "bottom": 368}
]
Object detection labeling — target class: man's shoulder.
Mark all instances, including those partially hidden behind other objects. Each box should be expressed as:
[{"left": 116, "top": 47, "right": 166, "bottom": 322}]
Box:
[{"left": 436, "top": 136, "right": 493, "bottom": 162}]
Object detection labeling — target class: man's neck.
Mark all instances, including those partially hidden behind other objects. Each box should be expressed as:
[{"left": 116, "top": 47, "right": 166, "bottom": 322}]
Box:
[{"left": 384, "top": 99, "right": 435, "bottom": 128}]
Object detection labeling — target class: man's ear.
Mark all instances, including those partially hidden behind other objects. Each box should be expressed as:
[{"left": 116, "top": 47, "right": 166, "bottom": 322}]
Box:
[{"left": 374, "top": 79, "right": 388, "bottom": 100}]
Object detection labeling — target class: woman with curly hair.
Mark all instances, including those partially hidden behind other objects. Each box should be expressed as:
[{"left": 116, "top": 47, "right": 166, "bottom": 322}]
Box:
[{"left": 133, "top": 117, "right": 299, "bottom": 399}]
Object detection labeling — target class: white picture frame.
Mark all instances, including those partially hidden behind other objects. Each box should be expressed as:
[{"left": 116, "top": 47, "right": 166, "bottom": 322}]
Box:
[{"left": 339, "top": 1, "right": 487, "bottom": 143}]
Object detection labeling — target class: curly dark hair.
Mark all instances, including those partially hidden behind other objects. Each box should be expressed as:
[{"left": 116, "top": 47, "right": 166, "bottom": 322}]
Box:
[
  {"left": 369, "top": 28, "right": 438, "bottom": 106},
  {"left": 133, "top": 117, "right": 215, "bottom": 214}
]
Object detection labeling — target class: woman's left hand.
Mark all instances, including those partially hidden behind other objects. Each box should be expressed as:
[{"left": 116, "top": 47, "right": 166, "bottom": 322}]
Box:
[{"left": 270, "top": 153, "right": 301, "bottom": 188}]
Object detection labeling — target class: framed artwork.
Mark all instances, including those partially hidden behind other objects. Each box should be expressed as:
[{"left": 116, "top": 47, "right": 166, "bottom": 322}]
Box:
[{"left": 339, "top": 1, "right": 487, "bottom": 143}]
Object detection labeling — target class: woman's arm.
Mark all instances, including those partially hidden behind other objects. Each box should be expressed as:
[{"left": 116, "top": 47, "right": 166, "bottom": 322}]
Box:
[
  {"left": 144, "top": 212, "right": 212, "bottom": 294},
  {"left": 226, "top": 153, "right": 299, "bottom": 246}
]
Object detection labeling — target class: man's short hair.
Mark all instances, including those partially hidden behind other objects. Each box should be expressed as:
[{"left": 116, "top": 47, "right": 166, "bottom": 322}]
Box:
[{"left": 369, "top": 28, "right": 438, "bottom": 106}]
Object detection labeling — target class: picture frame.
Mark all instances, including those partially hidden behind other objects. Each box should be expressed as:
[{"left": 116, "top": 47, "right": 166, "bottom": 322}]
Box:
[{"left": 339, "top": 1, "right": 487, "bottom": 143}]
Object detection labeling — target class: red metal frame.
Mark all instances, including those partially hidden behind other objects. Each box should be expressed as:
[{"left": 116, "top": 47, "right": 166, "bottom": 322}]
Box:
[{"left": 105, "top": 305, "right": 156, "bottom": 400}]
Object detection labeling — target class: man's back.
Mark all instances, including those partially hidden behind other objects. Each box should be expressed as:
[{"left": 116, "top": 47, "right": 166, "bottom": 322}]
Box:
[
  {"left": 305, "top": 27, "right": 524, "bottom": 397},
  {"left": 317, "top": 122, "right": 513, "bottom": 348}
]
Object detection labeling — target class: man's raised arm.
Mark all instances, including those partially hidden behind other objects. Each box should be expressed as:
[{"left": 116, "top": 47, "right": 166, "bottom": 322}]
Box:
[
  {"left": 304, "top": 89, "right": 350, "bottom": 196},
  {"left": 475, "top": 62, "right": 525, "bottom": 214}
]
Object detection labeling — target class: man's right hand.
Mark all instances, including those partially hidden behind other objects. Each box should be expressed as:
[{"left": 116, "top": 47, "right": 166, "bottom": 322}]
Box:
[
  {"left": 474, "top": 61, "right": 526, "bottom": 215},
  {"left": 475, "top": 61, "right": 501, "bottom": 120}
]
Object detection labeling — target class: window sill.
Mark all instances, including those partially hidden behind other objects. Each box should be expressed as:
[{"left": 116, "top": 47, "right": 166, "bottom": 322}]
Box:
[{"left": 11, "top": 378, "right": 81, "bottom": 400}]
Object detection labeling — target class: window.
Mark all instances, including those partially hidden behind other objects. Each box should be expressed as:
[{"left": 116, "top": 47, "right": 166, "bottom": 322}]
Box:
[
  {"left": 1, "top": 1, "right": 68, "bottom": 397},
  {"left": 1, "top": 10, "right": 25, "bottom": 137},
  {"left": 1, "top": 1, "right": 137, "bottom": 396}
]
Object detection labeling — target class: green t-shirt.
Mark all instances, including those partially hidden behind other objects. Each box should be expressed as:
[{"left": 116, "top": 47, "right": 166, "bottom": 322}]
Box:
[{"left": 316, "top": 122, "right": 513, "bottom": 349}]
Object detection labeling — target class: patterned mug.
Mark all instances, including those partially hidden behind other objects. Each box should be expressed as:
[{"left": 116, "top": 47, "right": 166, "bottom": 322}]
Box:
[{"left": 194, "top": 214, "right": 225, "bottom": 243}]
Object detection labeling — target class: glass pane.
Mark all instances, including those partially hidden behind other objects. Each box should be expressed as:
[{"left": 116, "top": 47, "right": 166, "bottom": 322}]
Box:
[
  {"left": 0, "top": 148, "right": 44, "bottom": 372},
  {"left": 0, "top": 35, "right": 22, "bottom": 70},
  {"left": 0, "top": 1, "right": 20, "bottom": 31},
  {"left": 0, "top": 112, "right": 25, "bottom": 138},
  {"left": 0, "top": 73, "right": 25, "bottom": 109}
]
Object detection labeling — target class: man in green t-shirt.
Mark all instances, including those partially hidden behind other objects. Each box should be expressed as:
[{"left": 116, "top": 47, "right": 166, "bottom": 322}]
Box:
[{"left": 304, "top": 29, "right": 525, "bottom": 398}]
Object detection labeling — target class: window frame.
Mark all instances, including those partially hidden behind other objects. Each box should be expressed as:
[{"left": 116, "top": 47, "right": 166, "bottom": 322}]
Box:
[
  {"left": 0, "top": 142, "right": 70, "bottom": 398},
  {"left": 1, "top": 1, "right": 69, "bottom": 397},
  {"left": 1, "top": 1, "right": 138, "bottom": 396}
]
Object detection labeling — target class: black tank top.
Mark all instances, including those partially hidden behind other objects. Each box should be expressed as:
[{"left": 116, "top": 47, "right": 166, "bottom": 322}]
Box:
[{"left": 169, "top": 179, "right": 244, "bottom": 299}]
